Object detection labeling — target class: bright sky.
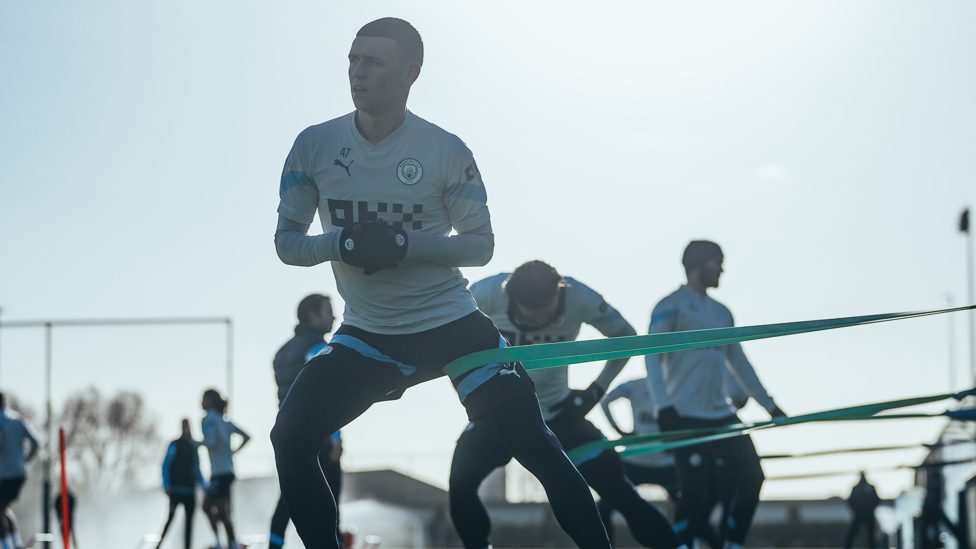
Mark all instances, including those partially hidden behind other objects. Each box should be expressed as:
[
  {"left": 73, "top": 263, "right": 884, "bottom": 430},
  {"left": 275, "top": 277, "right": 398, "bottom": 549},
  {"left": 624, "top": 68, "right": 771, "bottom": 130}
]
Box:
[{"left": 2, "top": 1, "right": 975, "bottom": 503}]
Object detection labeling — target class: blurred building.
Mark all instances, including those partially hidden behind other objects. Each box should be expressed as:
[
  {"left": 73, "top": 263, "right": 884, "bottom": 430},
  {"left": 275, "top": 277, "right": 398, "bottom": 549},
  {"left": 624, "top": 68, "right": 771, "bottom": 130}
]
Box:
[
  {"left": 894, "top": 417, "right": 976, "bottom": 549},
  {"left": 9, "top": 467, "right": 896, "bottom": 548}
]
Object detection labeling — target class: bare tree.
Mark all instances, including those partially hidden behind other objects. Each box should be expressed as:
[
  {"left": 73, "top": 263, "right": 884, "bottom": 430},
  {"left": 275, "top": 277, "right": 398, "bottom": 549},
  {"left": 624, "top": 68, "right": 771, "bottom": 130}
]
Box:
[
  {"left": 58, "top": 387, "right": 161, "bottom": 491},
  {"left": 4, "top": 393, "right": 38, "bottom": 426}
]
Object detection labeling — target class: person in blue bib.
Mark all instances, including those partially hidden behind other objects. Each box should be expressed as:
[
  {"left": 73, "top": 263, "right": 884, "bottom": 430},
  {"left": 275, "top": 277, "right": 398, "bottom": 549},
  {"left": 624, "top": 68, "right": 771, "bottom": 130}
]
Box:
[
  {"left": 157, "top": 419, "right": 206, "bottom": 549},
  {"left": 0, "top": 392, "right": 38, "bottom": 549}
]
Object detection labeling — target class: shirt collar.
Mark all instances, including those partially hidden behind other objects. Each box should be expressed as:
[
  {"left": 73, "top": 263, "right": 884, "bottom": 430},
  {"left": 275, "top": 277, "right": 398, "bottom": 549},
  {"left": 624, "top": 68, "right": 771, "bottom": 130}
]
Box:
[{"left": 349, "top": 109, "right": 414, "bottom": 153}]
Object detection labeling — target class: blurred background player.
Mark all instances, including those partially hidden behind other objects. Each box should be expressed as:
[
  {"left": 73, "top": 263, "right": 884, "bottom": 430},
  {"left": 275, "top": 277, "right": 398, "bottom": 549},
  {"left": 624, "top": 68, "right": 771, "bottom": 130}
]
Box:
[
  {"left": 844, "top": 472, "right": 879, "bottom": 549},
  {"left": 598, "top": 376, "right": 678, "bottom": 547},
  {"left": 53, "top": 489, "right": 78, "bottom": 549},
  {"left": 599, "top": 371, "right": 749, "bottom": 548},
  {"left": 646, "top": 240, "right": 786, "bottom": 549},
  {"left": 271, "top": 17, "right": 615, "bottom": 549},
  {"left": 201, "top": 389, "right": 250, "bottom": 549},
  {"left": 0, "top": 392, "right": 38, "bottom": 549},
  {"left": 269, "top": 294, "right": 346, "bottom": 549},
  {"left": 449, "top": 261, "right": 686, "bottom": 549},
  {"left": 158, "top": 419, "right": 206, "bottom": 549}
]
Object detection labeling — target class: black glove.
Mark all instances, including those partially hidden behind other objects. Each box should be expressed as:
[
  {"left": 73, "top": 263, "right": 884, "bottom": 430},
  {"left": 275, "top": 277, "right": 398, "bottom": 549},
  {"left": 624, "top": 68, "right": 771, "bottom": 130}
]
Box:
[
  {"left": 656, "top": 405, "right": 681, "bottom": 432},
  {"left": 769, "top": 406, "right": 787, "bottom": 419},
  {"left": 551, "top": 382, "right": 605, "bottom": 423},
  {"left": 338, "top": 220, "right": 408, "bottom": 275}
]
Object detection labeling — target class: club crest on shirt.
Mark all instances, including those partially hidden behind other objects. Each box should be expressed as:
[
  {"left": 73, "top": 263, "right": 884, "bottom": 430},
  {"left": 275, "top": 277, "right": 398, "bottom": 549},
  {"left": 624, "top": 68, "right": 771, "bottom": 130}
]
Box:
[{"left": 397, "top": 158, "right": 423, "bottom": 185}]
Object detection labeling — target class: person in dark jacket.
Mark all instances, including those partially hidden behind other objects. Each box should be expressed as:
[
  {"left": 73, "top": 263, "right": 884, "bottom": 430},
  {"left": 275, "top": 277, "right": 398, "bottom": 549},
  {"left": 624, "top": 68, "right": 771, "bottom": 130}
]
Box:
[
  {"left": 269, "top": 294, "right": 342, "bottom": 549},
  {"left": 844, "top": 472, "right": 880, "bottom": 549},
  {"left": 157, "top": 419, "right": 205, "bottom": 549}
]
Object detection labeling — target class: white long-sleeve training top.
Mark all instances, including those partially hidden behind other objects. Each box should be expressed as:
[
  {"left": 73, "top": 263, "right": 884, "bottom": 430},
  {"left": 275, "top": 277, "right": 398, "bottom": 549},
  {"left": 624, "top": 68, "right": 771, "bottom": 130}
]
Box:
[{"left": 644, "top": 285, "right": 776, "bottom": 420}]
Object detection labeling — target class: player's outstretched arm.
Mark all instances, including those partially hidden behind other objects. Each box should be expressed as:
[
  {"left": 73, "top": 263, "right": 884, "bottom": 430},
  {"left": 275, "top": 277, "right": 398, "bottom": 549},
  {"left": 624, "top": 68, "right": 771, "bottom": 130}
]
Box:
[
  {"left": 231, "top": 423, "right": 251, "bottom": 453},
  {"left": 23, "top": 423, "right": 39, "bottom": 462},
  {"left": 592, "top": 322, "right": 638, "bottom": 393},
  {"left": 402, "top": 219, "right": 494, "bottom": 267},
  {"left": 274, "top": 215, "right": 341, "bottom": 267},
  {"left": 726, "top": 342, "right": 781, "bottom": 416},
  {"left": 600, "top": 386, "right": 633, "bottom": 437},
  {"left": 586, "top": 295, "right": 638, "bottom": 392}
]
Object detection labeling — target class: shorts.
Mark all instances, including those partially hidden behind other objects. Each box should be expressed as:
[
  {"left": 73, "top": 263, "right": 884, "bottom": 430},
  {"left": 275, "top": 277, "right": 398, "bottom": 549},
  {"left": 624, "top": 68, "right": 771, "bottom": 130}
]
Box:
[
  {"left": 0, "top": 477, "right": 25, "bottom": 502},
  {"left": 316, "top": 311, "right": 536, "bottom": 420},
  {"left": 456, "top": 415, "right": 608, "bottom": 469},
  {"left": 208, "top": 473, "right": 235, "bottom": 498},
  {"left": 169, "top": 492, "right": 196, "bottom": 508}
]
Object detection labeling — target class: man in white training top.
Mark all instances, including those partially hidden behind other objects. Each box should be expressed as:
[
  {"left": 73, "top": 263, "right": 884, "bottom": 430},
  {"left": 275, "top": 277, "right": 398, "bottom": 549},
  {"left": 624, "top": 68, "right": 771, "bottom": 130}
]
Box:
[
  {"left": 646, "top": 240, "right": 786, "bottom": 549},
  {"left": 271, "top": 18, "right": 614, "bottom": 549},
  {"left": 449, "top": 261, "right": 685, "bottom": 549}
]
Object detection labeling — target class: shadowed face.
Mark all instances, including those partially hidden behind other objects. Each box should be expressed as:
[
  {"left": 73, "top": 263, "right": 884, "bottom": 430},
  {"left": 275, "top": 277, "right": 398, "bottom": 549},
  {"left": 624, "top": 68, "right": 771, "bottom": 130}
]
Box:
[
  {"left": 515, "top": 292, "right": 561, "bottom": 325},
  {"left": 201, "top": 393, "right": 218, "bottom": 411},
  {"left": 308, "top": 299, "right": 335, "bottom": 333},
  {"left": 348, "top": 36, "right": 416, "bottom": 114},
  {"left": 699, "top": 255, "right": 724, "bottom": 288}
]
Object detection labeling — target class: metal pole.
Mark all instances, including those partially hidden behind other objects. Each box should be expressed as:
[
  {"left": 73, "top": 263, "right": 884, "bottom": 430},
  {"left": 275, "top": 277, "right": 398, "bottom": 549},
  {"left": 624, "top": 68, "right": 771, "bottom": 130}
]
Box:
[
  {"left": 948, "top": 295, "right": 957, "bottom": 392},
  {"left": 43, "top": 323, "right": 52, "bottom": 548},
  {"left": 968, "top": 226, "right": 975, "bottom": 386},
  {"left": 226, "top": 319, "right": 233, "bottom": 411},
  {"left": 0, "top": 307, "right": 4, "bottom": 387}
]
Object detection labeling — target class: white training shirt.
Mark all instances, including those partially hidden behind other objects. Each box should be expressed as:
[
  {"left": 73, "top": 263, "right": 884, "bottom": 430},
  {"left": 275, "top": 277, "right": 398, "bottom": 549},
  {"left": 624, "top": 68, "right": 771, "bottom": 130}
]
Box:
[
  {"left": 201, "top": 409, "right": 248, "bottom": 476},
  {"left": 644, "top": 285, "right": 776, "bottom": 419},
  {"left": 278, "top": 110, "right": 489, "bottom": 334},
  {"left": 471, "top": 273, "right": 634, "bottom": 421},
  {"left": 0, "top": 410, "right": 38, "bottom": 480},
  {"left": 601, "top": 378, "right": 674, "bottom": 468}
]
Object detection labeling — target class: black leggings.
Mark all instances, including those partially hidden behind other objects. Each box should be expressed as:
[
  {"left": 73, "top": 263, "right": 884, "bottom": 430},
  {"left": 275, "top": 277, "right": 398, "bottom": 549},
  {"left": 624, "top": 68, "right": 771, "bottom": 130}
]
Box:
[
  {"left": 158, "top": 493, "right": 195, "bottom": 549},
  {"left": 270, "top": 458, "right": 343, "bottom": 549},
  {"left": 271, "top": 314, "right": 610, "bottom": 549},
  {"left": 597, "top": 462, "right": 679, "bottom": 547},
  {"left": 449, "top": 418, "right": 680, "bottom": 549},
  {"left": 670, "top": 415, "right": 764, "bottom": 545},
  {"left": 844, "top": 514, "right": 876, "bottom": 549}
]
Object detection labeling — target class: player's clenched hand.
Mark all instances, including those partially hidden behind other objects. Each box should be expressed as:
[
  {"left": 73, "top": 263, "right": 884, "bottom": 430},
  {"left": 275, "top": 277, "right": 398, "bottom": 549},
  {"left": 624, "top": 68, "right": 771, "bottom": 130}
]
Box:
[
  {"left": 656, "top": 406, "right": 681, "bottom": 432},
  {"left": 339, "top": 220, "right": 408, "bottom": 275},
  {"left": 551, "top": 382, "right": 605, "bottom": 423}
]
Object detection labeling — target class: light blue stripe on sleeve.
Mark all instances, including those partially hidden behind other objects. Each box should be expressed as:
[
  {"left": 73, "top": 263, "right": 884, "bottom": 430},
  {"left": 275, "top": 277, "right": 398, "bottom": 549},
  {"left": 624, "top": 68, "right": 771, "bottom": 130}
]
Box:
[
  {"left": 445, "top": 182, "right": 488, "bottom": 204},
  {"left": 329, "top": 335, "right": 417, "bottom": 377},
  {"left": 280, "top": 170, "right": 315, "bottom": 194}
]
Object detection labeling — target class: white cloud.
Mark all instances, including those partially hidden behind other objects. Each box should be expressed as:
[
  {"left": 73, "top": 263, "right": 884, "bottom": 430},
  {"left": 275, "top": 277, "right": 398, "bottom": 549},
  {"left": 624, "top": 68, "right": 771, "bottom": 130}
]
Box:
[{"left": 756, "top": 163, "right": 790, "bottom": 181}]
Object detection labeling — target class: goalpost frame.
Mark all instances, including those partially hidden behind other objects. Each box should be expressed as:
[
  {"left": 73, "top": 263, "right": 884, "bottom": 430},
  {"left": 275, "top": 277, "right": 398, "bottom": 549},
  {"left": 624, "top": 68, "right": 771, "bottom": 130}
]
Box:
[{"left": 0, "top": 316, "right": 232, "bottom": 547}]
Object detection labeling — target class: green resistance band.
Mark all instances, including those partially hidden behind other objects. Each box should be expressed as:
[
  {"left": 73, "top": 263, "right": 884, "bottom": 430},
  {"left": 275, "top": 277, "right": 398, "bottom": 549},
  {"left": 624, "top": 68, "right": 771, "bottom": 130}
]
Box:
[
  {"left": 766, "top": 457, "right": 976, "bottom": 482},
  {"left": 443, "top": 305, "right": 975, "bottom": 380},
  {"left": 760, "top": 437, "right": 968, "bottom": 460},
  {"left": 567, "top": 388, "right": 969, "bottom": 462}
]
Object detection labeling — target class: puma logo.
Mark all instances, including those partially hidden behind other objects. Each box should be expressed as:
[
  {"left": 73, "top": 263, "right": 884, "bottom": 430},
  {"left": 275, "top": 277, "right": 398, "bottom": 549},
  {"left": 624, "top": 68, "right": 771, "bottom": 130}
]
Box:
[
  {"left": 498, "top": 364, "right": 520, "bottom": 378},
  {"left": 334, "top": 159, "right": 353, "bottom": 176}
]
